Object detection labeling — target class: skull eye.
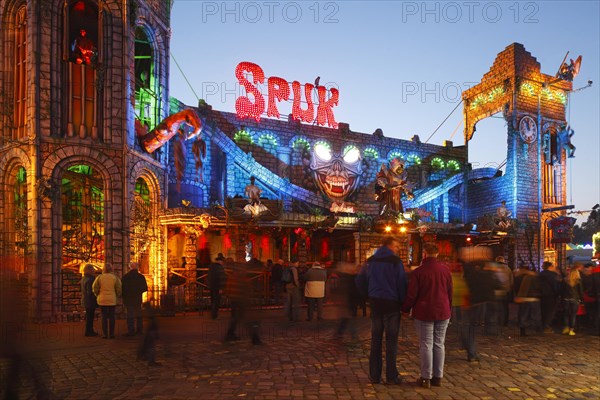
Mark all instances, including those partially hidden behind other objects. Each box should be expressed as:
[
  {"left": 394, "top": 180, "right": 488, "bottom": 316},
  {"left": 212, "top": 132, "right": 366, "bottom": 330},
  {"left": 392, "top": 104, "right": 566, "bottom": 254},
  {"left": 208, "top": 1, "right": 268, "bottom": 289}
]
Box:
[
  {"left": 343, "top": 147, "right": 360, "bottom": 163},
  {"left": 314, "top": 143, "right": 332, "bottom": 161}
]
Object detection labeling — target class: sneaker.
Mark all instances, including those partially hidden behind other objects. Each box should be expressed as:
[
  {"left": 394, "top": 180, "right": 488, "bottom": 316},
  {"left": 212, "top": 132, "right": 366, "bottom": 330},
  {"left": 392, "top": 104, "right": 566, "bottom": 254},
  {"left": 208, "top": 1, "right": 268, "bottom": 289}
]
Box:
[
  {"left": 431, "top": 377, "right": 442, "bottom": 387},
  {"left": 562, "top": 327, "right": 570, "bottom": 334},
  {"left": 417, "top": 377, "right": 431, "bottom": 389},
  {"left": 569, "top": 329, "right": 576, "bottom": 336}
]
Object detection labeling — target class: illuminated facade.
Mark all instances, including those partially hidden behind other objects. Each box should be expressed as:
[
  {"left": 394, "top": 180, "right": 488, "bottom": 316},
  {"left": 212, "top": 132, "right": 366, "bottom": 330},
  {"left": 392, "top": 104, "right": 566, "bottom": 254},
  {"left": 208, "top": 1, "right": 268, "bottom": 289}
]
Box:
[{"left": 0, "top": 2, "right": 574, "bottom": 319}]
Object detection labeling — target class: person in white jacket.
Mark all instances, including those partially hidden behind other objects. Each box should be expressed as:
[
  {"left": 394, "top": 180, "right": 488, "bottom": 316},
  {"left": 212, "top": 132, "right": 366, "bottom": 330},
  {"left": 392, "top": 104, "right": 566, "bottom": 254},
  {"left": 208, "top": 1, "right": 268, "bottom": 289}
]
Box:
[
  {"left": 304, "top": 262, "right": 327, "bottom": 321},
  {"left": 92, "top": 264, "right": 122, "bottom": 339}
]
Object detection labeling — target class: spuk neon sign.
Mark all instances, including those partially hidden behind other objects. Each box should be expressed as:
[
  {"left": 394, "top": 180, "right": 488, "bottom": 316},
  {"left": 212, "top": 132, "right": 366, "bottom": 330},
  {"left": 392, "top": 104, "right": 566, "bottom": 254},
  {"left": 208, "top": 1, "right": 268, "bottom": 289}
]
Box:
[{"left": 235, "top": 62, "right": 339, "bottom": 129}]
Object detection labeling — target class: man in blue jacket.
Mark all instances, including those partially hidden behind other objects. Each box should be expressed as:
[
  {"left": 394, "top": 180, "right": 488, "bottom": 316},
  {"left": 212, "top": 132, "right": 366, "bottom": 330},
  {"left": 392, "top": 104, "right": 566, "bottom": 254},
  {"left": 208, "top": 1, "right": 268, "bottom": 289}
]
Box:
[{"left": 356, "top": 236, "right": 408, "bottom": 385}]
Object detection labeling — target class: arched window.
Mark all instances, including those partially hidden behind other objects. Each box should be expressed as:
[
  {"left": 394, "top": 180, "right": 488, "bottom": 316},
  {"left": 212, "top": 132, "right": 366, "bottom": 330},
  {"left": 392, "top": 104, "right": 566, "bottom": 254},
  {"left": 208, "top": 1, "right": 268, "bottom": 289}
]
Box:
[
  {"left": 4, "top": 166, "right": 28, "bottom": 273},
  {"left": 134, "top": 27, "right": 159, "bottom": 131},
  {"left": 131, "top": 177, "right": 154, "bottom": 274},
  {"left": 13, "top": 6, "right": 27, "bottom": 140},
  {"left": 65, "top": 0, "right": 101, "bottom": 139},
  {"left": 61, "top": 164, "right": 105, "bottom": 270}
]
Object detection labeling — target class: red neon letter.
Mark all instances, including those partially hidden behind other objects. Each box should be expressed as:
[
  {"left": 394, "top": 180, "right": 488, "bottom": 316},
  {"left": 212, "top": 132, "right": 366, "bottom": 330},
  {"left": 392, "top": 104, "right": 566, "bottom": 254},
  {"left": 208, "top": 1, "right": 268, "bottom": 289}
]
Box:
[
  {"left": 291, "top": 81, "right": 314, "bottom": 124},
  {"left": 235, "top": 62, "right": 265, "bottom": 122},
  {"left": 316, "top": 86, "right": 339, "bottom": 129},
  {"left": 267, "top": 76, "right": 290, "bottom": 119}
]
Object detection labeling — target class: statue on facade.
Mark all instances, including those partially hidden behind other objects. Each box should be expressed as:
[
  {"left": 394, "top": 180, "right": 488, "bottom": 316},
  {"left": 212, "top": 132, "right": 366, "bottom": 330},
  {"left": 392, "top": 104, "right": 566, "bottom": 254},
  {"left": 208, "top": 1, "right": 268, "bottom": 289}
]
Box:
[
  {"left": 495, "top": 200, "right": 512, "bottom": 230},
  {"left": 70, "top": 28, "right": 97, "bottom": 66},
  {"left": 557, "top": 124, "right": 576, "bottom": 158},
  {"left": 243, "top": 176, "right": 268, "bottom": 217},
  {"left": 375, "top": 158, "right": 414, "bottom": 216}
]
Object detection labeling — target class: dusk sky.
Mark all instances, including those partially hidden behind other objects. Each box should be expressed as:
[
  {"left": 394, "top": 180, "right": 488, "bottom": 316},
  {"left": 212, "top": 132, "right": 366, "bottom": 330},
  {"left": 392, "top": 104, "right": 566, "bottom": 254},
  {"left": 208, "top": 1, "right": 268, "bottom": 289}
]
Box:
[{"left": 169, "top": 1, "right": 600, "bottom": 222}]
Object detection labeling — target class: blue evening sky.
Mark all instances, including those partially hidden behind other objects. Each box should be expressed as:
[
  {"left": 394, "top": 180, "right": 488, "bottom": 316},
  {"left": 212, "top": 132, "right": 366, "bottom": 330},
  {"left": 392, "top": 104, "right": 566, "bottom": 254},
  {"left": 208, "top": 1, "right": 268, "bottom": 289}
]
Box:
[{"left": 169, "top": 1, "right": 600, "bottom": 221}]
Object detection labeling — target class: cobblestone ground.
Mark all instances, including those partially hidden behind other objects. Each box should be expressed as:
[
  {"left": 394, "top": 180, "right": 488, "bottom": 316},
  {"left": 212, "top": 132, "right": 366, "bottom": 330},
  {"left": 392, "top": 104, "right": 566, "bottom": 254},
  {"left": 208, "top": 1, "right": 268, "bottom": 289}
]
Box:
[{"left": 1, "top": 307, "right": 599, "bottom": 400}]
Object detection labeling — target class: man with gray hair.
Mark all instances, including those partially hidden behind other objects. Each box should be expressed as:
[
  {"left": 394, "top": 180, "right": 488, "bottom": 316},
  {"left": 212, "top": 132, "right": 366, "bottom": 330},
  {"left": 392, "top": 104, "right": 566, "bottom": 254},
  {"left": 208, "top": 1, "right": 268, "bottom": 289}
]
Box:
[{"left": 122, "top": 262, "right": 148, "bottom": 336}]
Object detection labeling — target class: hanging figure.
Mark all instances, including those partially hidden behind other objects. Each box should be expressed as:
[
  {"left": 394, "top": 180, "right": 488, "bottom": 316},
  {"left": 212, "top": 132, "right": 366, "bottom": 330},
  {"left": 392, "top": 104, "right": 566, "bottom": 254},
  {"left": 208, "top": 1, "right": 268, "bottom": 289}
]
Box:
[
  {"left": 243, "top": 176, "right": 268, "bottom": 217},
  {"left": 558, "top": 125, "right": 576, "bottom": 158},
  {"left": 375, "top": 158, "right": 414, "bottom": 216}
]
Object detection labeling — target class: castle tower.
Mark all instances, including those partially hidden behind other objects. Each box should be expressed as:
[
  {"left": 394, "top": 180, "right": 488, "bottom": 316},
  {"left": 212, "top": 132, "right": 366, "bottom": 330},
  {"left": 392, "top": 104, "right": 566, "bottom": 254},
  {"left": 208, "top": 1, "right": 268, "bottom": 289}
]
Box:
[
  {"left": 0, "top": 0, "right": 172, "bottom": 319},
  {"left": 463, "top": 43, "right": 573, "bottom": 269}
]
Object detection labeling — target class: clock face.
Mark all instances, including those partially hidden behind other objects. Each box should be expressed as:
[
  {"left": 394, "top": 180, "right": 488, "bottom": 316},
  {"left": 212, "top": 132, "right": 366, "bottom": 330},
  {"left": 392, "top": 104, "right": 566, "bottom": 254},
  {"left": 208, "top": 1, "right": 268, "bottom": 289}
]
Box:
[{"left": 519, "top": 116, "right": 537, "bottom": 144}]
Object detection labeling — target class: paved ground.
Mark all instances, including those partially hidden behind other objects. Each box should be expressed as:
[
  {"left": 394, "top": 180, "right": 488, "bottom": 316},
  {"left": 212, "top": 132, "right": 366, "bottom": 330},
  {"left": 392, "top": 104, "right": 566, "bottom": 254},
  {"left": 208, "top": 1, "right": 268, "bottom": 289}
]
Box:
[{"left": 1, "top": 306, "right": 599, "bottom": 400}]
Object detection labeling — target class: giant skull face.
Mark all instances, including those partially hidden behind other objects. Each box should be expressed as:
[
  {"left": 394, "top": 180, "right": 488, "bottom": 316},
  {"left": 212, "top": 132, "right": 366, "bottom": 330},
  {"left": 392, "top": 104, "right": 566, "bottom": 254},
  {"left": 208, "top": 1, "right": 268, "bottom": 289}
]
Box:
[{"left": 310, "top": 142, "right": 363, "bottom": 201}]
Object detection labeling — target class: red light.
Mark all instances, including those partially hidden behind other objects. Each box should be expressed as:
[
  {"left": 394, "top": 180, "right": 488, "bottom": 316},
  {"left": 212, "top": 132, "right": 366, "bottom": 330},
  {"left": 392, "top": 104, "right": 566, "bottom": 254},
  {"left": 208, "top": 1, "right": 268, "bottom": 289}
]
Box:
[
  {"left": 316, "top": 86, "right": 339, "bottom": 129},
  {"left": 73, "top": 1, "right": 85, "bottom": 11},
  {"left": 466, "top": 236, "right": 472, "bottom": 243},
  {"left": 291, "top": 81, "right": 314, "bottom": 124},
  {"left": 235, "top": 62, "right": 265, "bottom": 122},
  {"left": 267, "top": 76, "right": 289, "bottom": 119}
]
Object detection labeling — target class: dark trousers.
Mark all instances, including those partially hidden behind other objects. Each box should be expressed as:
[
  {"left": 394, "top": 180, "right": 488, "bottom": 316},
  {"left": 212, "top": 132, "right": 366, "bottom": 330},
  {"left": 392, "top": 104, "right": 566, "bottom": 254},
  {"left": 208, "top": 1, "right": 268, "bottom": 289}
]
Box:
[
  {"left": 210, "top": 290, "right": 221, "bottom": 319},
  {"left": 518, "top": 301, "right": 542, "bottom": 332},
  {"left": 306, "top": 297, "right": 324, "bottom": 320},
  {"left": 540, "top": 296, "right": 558, "bottom": 329},
  {"left": 126, "top": 303, "right": 143, "bottom": 334},
  {"left": 100, "top": 306, "right": 116, "bottom": 338},
  {"left": 226, "top": 301, "right": 260, "bottom": 343},
  {"left": 454, "top": 303, "right": 483, "bottom": 359},
  {"left": 85, "top": 306, "right": 96, "bottom": 335},
  {"left": 369, "top": 311, "right": 400, "bottom": 382}
]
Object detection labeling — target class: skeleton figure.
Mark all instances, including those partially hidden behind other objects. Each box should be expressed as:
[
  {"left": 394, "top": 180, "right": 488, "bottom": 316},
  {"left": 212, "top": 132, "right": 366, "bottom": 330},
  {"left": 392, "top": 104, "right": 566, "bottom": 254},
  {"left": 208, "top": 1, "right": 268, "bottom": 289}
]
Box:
[
  {"left": 557, "top": 125, "right": 576, "bottom": 158},
  {"left": 375, "top": 158, "right": 414, "bottom": 216},
  {"left": 495, "top": 200, "right": 512, "bottom": 230},
  {"left": 309, "top": 143, "right": 363, "bottom": 211}
]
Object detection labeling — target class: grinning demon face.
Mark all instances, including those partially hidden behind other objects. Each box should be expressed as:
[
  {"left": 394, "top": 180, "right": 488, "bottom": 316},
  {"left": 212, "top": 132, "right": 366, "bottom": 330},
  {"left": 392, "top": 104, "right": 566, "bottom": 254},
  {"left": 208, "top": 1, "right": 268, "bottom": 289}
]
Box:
[{"left": 310, "top": 143, "right": 363, "bottom": 201}]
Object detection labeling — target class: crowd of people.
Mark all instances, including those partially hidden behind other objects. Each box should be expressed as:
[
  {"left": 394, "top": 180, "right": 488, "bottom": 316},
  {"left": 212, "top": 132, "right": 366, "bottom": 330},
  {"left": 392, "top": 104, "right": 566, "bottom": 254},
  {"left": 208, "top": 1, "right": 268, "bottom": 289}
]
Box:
[{"left": 78, "top": 245, "right": 600, "bottom": 385}]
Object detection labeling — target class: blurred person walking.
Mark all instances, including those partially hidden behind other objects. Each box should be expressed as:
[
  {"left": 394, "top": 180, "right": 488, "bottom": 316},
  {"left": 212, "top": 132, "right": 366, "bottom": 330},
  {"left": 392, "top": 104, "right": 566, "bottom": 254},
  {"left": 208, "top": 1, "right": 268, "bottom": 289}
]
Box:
[
  {"left": 225, "top": 262, "right": 262, "bottom": 344},
  {"left": 122, "top": 262, "right": 148, "bottom": 336},
  {"left": 539, "top": 261, "right": 562, "bottom": 333},
  {"left": 283, "top": 260, "right": 301, "bottom": 322},
  {"left": 514, "top": 264, "right": 542, "bottom": 336},
  {"left": 403, "top": 243, "right": 453, "bottom": 388},
  {"left": 356, "top": 236, "right": 407, "bottom": 385},
  {"left": 92, "top": 263, "right": 122, "bottom": 339},
  {"left": 562, "top": 266, "right": 584, "bottom": 335}
]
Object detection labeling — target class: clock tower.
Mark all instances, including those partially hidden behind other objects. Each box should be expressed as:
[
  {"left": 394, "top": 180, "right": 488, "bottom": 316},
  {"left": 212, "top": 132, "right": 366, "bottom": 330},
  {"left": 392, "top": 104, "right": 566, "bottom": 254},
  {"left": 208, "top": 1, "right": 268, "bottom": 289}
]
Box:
[{"left": 462, "top": 43, "right": 573, "bottom": 269}]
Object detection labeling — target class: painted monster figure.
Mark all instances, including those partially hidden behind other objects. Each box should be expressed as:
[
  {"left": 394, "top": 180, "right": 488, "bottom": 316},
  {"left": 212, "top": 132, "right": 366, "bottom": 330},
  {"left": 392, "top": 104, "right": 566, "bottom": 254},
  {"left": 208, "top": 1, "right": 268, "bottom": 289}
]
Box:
[
  {"left": 375, "top": 158, "right": 414, "bottom": 216},
  {"left": 309, "top": 143, "right": 363, "bottom": 213}
]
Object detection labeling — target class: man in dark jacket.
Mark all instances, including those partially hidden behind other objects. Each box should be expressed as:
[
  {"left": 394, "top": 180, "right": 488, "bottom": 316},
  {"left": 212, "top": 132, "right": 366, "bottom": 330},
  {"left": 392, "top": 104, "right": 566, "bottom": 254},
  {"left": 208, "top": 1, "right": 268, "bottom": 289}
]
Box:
[
  {"left": 356, "top": 236, "right": 407, "bottom": 385},
  {"left": 208, "top": 255, "right": 227, "bottom": 319},
  {"left": 81, "top": 264, "right": 98, "bottom": 336},
  {"left": 403, "top": 243, "right": 453, "bottom": 388},
  {"left": 122, "top": 262, "right": 148, "bottom": 336},
  {"left": 539, "top": 261, "right": 562, "bottom": 333}
]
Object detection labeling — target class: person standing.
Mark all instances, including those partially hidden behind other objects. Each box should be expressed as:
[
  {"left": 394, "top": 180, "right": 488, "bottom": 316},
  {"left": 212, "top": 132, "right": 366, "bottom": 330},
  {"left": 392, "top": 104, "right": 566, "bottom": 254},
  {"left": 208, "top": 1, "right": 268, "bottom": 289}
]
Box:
[
  {"left": 539, "top": 261, "right": 562, "bottom": 333},
  {"left": 81, "top": 264, "right": 98, "bottom": 337},
  {"left": 208, "top": 255, "right": 227, "bottom": 319},
  {"left": 271, "top": 259, "right": 283, "bottom": 305},
  {"left": 493, "top": 256, "right": 514, "bottom": 328},
  {"left": 356, "top": 236, "right": 407, "bottom": 385},
  {"left": 224, "top": 262, "right": 262, "bottom": 344},
  {"left": 402, "top": 243, "right": 453, "bottom": 389},
  {"left": 304, "top": 262, "right": 328, "bottom": 321},
  {"left": 122, "top": 262, "right": 148, "bottom": 336},
  {"left": 284, "top": 260, "right": 301, "bottom": 322},
  {"left": 92, "top": 264, "right": 122, "bottom": 339}
]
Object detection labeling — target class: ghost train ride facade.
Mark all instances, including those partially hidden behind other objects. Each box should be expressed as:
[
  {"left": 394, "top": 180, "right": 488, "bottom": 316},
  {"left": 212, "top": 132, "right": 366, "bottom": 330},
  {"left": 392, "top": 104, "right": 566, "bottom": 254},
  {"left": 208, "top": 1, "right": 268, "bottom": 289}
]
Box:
[{"left": 0, "top": 0, "right": 576, "bottom": 320}]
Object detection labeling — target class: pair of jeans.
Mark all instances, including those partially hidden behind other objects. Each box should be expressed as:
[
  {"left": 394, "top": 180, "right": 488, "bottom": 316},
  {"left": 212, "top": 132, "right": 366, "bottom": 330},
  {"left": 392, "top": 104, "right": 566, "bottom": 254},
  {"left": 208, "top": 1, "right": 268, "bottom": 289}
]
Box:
[
  {"left": 306, "top": 297, "right": 323, "bottom": 320},
  {"left": 541, "top": 296, "right": 558, "bottom": 329},
  {"left": 126, "top": 303, "right": 143, "bottom": 334},
  {"left": 100, "top": 306, "right": 116, "bottom": 338},
  {"left": 454, "top": 304, "right": 483, "bottom": 359},
  {"left": 518, "top": 301, "right": 542, "bottom": 331},
  {"left": 369, "top": 311, "right": 400, "bottom": 382},
  {"left": 413, "top": 319, "right": 450, "bottom": 380}
]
